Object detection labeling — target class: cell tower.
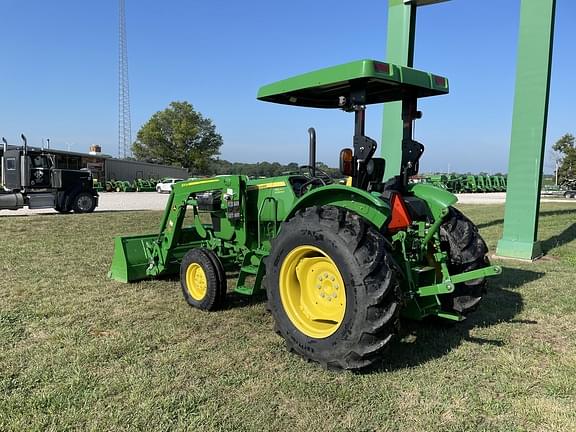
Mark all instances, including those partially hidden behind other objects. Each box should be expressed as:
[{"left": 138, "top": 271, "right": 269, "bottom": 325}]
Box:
[{"left": 118, "top": 0, "right": 132, "bottom": 159}]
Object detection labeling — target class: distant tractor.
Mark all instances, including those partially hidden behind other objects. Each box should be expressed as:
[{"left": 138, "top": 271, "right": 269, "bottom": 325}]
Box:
[
  {"left": 110, "top": 60, "right": 500, "bottom": 370},
  {"left": 0, "top": 135, "right": 98, "bottom": 213}
]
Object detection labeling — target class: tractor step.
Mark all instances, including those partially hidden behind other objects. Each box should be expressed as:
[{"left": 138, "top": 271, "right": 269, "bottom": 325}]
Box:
[
  {"left": 235, "top": 254, "right": 265, "bottom": 295},
  {"left": 240, "top": 265, "right": 259, "bottom": 275},
  {"left": 235, "top": 284, "right": 255, "bottom": 295}
]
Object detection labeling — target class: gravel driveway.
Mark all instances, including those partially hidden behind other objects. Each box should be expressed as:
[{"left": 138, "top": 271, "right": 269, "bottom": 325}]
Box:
[
  {"left": 1, "top": 191, "right": 574, "bottom": 217},
  {"left": 0, "top": 192, "right": 169, "bottom": 217}
]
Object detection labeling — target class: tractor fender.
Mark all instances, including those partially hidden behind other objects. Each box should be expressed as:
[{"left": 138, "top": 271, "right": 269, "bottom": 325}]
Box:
[
  {"left": 286, "top": 185, "right": 390, "bottom": 229},
  {"left": 409, "top": 183, "right": 457, "bottom": 219}
]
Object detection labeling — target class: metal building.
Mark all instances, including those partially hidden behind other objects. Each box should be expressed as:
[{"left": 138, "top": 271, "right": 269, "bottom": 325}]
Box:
[
  {"left": 0, "top": 145, "right": 189, "bottom": 183},
  {"left": 104, "top": 158, "right": 188, "bottom": 182}
]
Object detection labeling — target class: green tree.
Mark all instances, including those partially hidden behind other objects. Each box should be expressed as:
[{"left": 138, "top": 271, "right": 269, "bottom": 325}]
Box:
[
  {"left": 552, "top": 133, "right": 576, "bottom": 184},
  {"left": 132, "top": 101, "right": 223, "bottom": 173}
]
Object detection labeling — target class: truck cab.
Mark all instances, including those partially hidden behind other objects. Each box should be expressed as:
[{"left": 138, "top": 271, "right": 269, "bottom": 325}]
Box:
[{"left": 1, "top": 136, "right": 98, "bottom": 213}]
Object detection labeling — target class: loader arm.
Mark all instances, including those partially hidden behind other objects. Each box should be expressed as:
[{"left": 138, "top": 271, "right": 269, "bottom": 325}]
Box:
[
  {"left": 109, "top": 175, "right": 249, "bottom": 282},
  {"left": 148, "top": 176, "right": 249, "bottom": 276}
]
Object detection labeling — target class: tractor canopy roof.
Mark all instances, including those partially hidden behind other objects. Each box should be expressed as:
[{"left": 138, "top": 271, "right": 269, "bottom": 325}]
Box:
[{"left": 257, "top": 59, "right": 449, "bottom": 108}]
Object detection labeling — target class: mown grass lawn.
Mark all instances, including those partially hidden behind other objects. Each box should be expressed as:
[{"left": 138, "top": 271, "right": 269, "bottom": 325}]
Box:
[{"left": 1, "top": 203, "right": 575, "bottom": 431}]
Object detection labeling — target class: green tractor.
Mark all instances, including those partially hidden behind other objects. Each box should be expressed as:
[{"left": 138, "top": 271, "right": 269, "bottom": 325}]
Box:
[
  {"left": 444, "top": 174, "right": 462, "bottom": 193},
  {"left": 461, "top": 175, "right": 478, "bottom": 193},
  {"left": 110, "top": 60, "right": 500, "bottom": 370},
  {"left": 133, "top": 179, "right": 155, "bottom": 192},
  {"left": 426, "top": 174, "right": 448, "bottom": 190},
  {"left": 475, "top": 175, "right": 488, "bottom": 193}
]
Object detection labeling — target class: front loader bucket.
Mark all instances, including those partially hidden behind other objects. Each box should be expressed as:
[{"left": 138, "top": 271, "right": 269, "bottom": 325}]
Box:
[{"left": 108, "top": 233, "right": 158, "bottom": 283}]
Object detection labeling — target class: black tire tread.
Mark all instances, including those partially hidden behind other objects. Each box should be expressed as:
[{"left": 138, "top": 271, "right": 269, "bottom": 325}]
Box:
[
  {"left": 72, "top": 192, "right": 97, "bottom": 213},
  {"left": 201, "top": 248, "right": 228, "bottom": 304},
  {"left": 180, "top": 248, "right": 224, "bottom": 311},
  {"left": 264, "top": 206, "right": 401, "bottom": 371},
  {"left": 439, "top": 207, "right": 490, "bottom": 314}
]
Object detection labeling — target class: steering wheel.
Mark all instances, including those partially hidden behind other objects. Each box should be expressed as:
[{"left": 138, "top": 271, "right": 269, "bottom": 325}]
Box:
[{"left": 299, "top": 165, "right": 333, "bottom": 184}]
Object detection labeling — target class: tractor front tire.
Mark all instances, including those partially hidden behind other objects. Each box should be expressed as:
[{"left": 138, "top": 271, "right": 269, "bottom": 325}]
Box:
[
  {"left": 439, "top": 207, "right": 490, "bottom": 314},
  {"left": 180, "top": 248, "right": 226, "bottom": 311},
  {"left": 264, "top": 206, "right": 400, "bottom": 371},
  {"left": 202, "top": 248, "right": 227, "bottom": 303}
]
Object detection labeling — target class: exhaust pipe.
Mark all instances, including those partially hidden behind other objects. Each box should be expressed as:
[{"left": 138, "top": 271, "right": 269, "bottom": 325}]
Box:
[
  {"left": 308, "top": 127, "right": 316, "bottom": 178},
  {"left": 1, "top": 137, "right": 7, "bottom": 188},
  {"left": 21, "top": 134, "right": 27, "bottom": 155},
  {"left": 20, "top": 134, "right": 29, "bottom": 188}
]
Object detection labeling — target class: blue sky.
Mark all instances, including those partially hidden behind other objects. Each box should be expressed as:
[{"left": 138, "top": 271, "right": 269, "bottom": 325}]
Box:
[{"left": 0, "top": 0, "right": 573, "bottom": 174}]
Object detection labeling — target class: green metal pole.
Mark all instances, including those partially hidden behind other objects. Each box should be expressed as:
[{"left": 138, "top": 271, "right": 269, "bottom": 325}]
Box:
[
  {"left": 496, "top": 0, "right": 556, "bottom": 260},
  {"left": 381, "top": 0, "right": 416, "bottom": 180},
  {"left": 381, "top": 0, "right": 449, "bottom": 180}
]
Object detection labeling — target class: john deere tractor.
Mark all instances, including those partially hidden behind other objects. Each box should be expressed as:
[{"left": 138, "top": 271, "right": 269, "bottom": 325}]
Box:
[{"left": 110, "top": 60, "right": 500, "bottom": 370}]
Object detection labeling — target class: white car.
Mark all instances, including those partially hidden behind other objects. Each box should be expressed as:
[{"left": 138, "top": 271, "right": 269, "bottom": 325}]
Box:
[{"left": 156, "top": 178, "right": 184, "bottom": 193}]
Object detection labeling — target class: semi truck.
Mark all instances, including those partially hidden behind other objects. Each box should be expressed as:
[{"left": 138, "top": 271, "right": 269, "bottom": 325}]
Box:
[{"left": 0, "top": 135, "right": 98, "bottom": 213}]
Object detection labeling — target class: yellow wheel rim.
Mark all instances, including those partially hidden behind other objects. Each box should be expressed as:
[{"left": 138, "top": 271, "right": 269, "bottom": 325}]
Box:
[
  {"left": 279, "top": 245, "right": 346, "bottom": 339},
  {"left": 185, "top": 263, "right": 208, "bottom": 301}
]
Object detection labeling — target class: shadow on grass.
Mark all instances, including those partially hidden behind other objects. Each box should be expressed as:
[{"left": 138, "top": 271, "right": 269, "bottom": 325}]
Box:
[
  {"left": 541, "top": 223, "right": 576, "bottom": 254},
  {"left": 476, "top": 208, "right": 576, "bottom": 230},
  {"left": 371, "top": 266, "right": 544, "bottom": 373},
  {"left": 161, "top": 272, "right": 267, "bottom": 311},
  {"left": 221, "top": 291, "right": 267, "bottom": 311},
  {"left": 154, "top": 261, "right": 546, "bottom": 371}
]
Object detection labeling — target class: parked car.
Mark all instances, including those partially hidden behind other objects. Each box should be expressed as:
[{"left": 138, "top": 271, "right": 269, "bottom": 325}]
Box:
[{"left": 156, "top": 178, "right": 184, "bottom": 193}]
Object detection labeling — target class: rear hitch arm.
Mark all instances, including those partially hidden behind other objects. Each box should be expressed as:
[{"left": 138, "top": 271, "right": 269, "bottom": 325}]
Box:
[{"left": 417, "top": 265, "right": 502, "bottom": 297}]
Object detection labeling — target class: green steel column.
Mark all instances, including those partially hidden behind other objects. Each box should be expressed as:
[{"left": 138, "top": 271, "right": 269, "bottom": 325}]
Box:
[
  {"left": 381, "top": 0, "right": 416, "bottom": 180},
  {"left": 496, "top": 0, "right": 556, "bottom": 260},
  {"left": 381, "top": 0, "right": 449, "bottom": 180}
]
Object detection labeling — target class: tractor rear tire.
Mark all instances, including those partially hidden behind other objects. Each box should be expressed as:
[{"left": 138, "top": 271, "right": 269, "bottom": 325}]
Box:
[
  {"left": 264, "top": 206, "right": 401, "bottom": 371},
  {"left": 180, "top": 248, "right": 226, "bottom": 311},
  {"left": 439, "top": 207, "right": 490, "bottom": 314}
]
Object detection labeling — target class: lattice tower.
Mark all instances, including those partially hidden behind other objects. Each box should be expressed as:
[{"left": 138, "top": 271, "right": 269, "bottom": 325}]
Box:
[{"left": 118, "top": 0, "right": 132, "bottom": 158}]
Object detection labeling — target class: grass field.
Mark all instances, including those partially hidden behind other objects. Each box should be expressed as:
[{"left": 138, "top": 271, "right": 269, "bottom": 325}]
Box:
[{"left": 1, "top": 203, "right": 576, "bottom": 431}]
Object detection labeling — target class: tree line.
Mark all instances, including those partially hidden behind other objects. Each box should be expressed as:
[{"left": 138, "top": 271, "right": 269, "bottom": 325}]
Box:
[
  {"left": 131, "top": 101, "right": 341, "bottom": 178},
  {"left": 133, "top": 101, "right": 573, "bottom": 183},
  {"left": 203, "top": 160, "right": 341, "bottom": 178}
]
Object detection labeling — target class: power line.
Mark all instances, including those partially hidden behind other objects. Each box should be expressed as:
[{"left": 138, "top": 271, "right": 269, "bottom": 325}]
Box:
[{"left": 118, "top": 0, "right": 132, "bottom": 159}]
